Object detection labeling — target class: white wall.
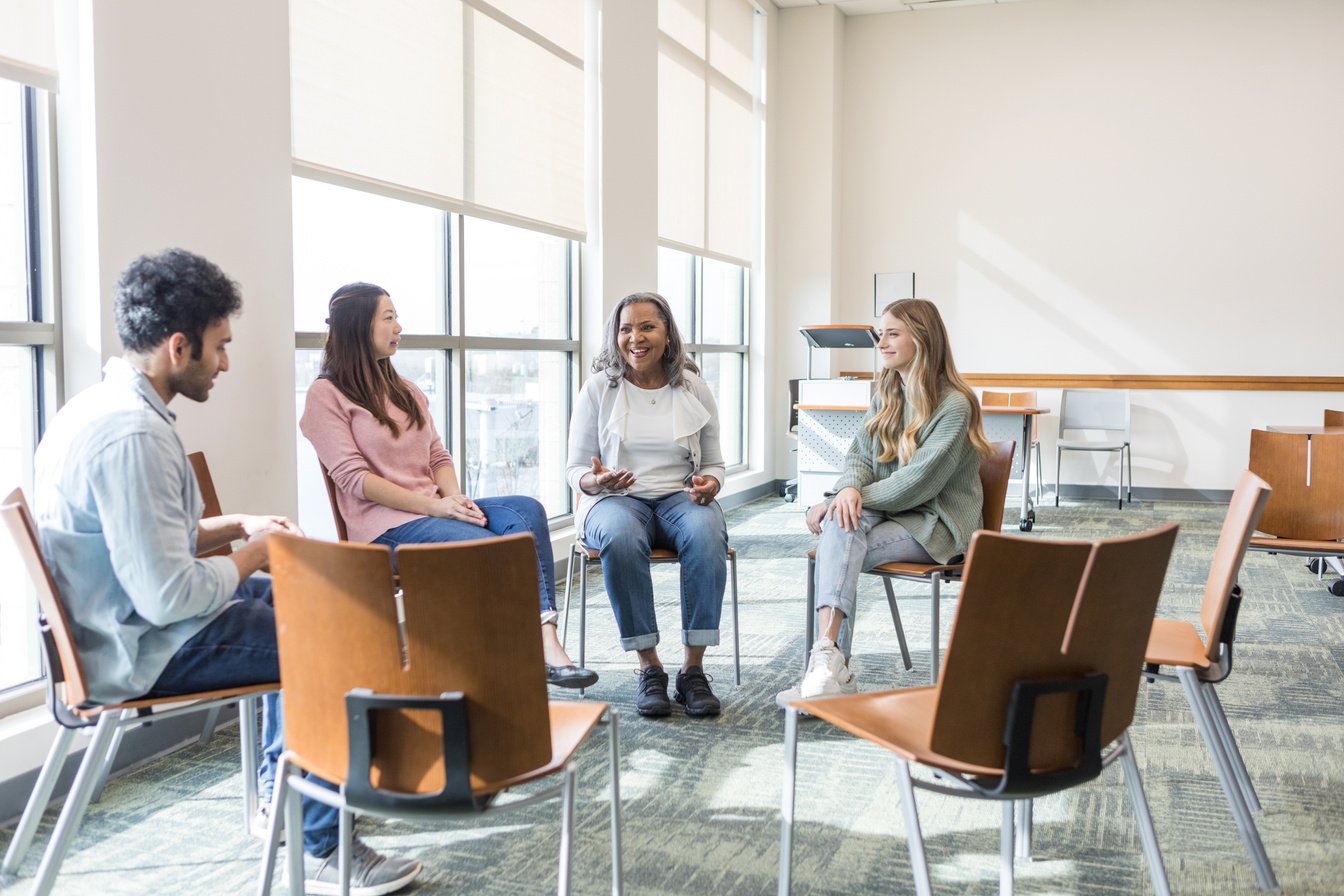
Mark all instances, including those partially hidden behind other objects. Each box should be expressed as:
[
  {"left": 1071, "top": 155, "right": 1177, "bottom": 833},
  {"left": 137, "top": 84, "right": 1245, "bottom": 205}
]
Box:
[
  {"left": 56, "top": 0, "right": 296, "bottom": 516},
  {"left": 771, "top": 0, "right": 1344, "bottom": 493}
]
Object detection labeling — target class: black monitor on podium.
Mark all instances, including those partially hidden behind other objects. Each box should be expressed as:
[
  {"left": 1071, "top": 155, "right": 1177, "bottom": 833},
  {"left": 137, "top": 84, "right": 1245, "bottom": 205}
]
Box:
[{"left": 799, "top": 325, "right": 879, "bottom": 379}]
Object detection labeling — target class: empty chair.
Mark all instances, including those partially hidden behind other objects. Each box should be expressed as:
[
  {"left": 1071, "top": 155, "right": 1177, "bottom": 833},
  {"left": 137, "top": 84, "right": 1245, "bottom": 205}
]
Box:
[
  {"left": 1055, "top": 388, "right": 1132, "bottom": 509},
  {"left": 1, "top": 489, "right": 276, "bottom": 896},
  {"left": 780, "top": 523, "right": 1179, "bottom": 896},
  {"left": 802, "top": 440, "right": 1015, "bottom": 685},
  {"left": 981, "top": 391, "right": 1043, "bottom": 504},
  {"left": 1246, "top": 429, "right": 1344, "bottom": 596},
  {"left": 259, "top": 531, "right": 622, "bottom": 896},
  {"left": 1145, "top": 470, "right": 1279, "bottom": 891},
  {"left": 1325, "top": 408, "right": 1344, "bottom": 428}
]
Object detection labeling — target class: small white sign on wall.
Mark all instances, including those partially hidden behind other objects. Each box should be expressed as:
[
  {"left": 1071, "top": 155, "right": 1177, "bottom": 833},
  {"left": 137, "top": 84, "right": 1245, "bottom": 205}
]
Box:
[{"left": 874, "top": 272, "right": 915, "bottom": 317}]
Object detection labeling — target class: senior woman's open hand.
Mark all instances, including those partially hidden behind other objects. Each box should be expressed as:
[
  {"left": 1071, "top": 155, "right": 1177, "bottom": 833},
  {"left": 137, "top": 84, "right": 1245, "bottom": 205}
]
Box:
[{"left": 582, "top": 456, "right": 638, "bottom": 494}]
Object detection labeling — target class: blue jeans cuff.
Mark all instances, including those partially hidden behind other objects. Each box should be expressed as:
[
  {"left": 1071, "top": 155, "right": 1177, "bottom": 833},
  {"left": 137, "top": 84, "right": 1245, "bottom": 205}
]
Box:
[
  {"left": 620, "top": 632, "right": 660, "bottom": 651},
  {"left": 683, "top": 628, "right": 720, "bottom": 647}
]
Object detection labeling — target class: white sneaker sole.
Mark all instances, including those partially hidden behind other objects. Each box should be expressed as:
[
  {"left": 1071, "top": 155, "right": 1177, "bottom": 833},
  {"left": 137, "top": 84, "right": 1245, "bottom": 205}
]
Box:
[{"left": 303, "top": 861, "right": 422, "bottom": 896}]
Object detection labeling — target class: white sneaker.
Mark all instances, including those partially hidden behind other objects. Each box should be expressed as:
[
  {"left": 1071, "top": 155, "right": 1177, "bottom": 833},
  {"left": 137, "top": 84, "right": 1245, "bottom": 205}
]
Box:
[
  {"left": 304, "top": 837, "right": 422, "bottom": 896},
  {"left": 799, "top": 638, "right": 858, "bottom": 699},
  {"left": 251, "top": 802, "right": 286, "bottom": 844}
]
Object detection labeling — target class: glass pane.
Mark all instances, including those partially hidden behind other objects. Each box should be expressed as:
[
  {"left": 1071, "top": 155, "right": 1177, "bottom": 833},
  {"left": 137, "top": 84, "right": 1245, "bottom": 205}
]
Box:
[
  {"left": 700, "top": 256, "right": 745, "bottom": 344},
  {"left": 0, "top": 79, "right": 28, "bottom": 321},
  {"left": 656, "top": 245, "right": 694, "bottom": 339},
  {"left": 464, "top": 350, "right": 570, "bottom": 518},
  {"left": 461, "top": 216, "right": 571, "bottom": 339},
  {"left": 293, "top": 349, "right": 449, "bottom": 540},
  {"left": 291, "top": 177, "right": 447, "bottom": 334},
  {"left": 698, "top": 351, "right": 744, "bottom": 467},
  {"left": 0, "top": 346, "right": 41, "bottom": 690}
]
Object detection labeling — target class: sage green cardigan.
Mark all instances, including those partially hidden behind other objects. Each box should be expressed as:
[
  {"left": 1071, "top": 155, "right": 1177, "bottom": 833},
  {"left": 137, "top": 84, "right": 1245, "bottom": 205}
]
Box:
[{"left": 830, "top": 385, "right": 984, "bottom": 564}]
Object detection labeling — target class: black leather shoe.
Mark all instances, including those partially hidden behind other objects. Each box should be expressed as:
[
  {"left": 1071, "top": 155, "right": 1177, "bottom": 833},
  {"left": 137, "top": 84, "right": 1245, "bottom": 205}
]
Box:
[
  {"left": 674, "top": 666, "right": 721, "bottom": 717},
  {"left": 635, "top": 667, "right": 672, "bottom": 717},
  {"left": 546, "top": 664, "right": 599, "bottom": 689}
]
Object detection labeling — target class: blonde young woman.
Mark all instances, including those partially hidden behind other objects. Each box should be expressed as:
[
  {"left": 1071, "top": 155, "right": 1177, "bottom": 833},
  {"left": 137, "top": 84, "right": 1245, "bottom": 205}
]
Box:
[{"left": 780, "top": 299, "right": 993, "bottom": 704}]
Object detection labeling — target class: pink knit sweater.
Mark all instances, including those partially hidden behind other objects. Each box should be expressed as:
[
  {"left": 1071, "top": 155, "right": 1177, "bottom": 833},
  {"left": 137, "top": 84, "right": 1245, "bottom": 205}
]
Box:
[{"left": 299, "top": 377, "right": 454, "bottom": 543}]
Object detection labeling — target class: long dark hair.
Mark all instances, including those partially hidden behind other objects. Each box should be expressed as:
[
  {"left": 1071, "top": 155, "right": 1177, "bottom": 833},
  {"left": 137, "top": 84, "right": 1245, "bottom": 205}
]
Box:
[
  {"left": 320, "top": 282, "right": 425, "bottom": 437},
  {"left": 592, "top": 291, "right": 699, "bottom": 388}
]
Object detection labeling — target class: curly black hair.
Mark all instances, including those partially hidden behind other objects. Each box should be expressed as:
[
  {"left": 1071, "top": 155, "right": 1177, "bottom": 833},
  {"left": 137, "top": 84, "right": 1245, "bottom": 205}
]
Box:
[{"left": 114, "top": 249, "right": 242, "bottom": 358}]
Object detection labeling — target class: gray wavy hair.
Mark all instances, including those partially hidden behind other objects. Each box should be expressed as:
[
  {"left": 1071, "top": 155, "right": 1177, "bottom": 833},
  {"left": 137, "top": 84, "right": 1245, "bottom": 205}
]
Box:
[{"left": 592, "top": 291, "right": 699, "bottom": 388}]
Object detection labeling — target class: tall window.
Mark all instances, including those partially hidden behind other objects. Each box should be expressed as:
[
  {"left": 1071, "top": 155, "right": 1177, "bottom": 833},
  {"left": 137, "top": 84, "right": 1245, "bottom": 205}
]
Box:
[
  {"left": 292, "top": 178, "right": 577, "bottom": 540},
  {"left": 0, "top": 76, "right": 55, "bottom": 695},
  {"left": 658, "top": 246, "right": 748, "bottom": 468}
]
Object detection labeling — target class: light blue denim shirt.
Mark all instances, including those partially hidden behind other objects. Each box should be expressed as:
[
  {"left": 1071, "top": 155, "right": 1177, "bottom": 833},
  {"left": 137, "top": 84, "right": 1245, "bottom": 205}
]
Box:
[{"left": 33, "top": 357, "right": 239, "bottom": 704}]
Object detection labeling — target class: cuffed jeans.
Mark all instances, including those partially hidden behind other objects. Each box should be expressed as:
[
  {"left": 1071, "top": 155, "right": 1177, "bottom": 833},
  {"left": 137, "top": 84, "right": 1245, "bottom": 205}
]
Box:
[
  {"left": 147, "top": 577, "right": 341, "bottom": 857},
  {"left": 582, "top": 491, "right": 727, "bottom": 651},
  {"left": 813, "top": 510, "right": 934, "bottom": 658},
  {"left": 374, "top": 494, "right": 558, "bottom": 616}
]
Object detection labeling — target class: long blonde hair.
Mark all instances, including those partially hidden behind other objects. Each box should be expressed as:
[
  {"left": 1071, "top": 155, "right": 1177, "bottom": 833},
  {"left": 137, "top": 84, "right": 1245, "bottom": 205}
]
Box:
[{"left": 867, "top": 299, "right": 992, "bottom": 464}]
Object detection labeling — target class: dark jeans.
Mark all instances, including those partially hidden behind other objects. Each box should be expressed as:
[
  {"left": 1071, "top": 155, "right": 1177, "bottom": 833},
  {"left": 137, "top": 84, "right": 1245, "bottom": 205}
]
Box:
[
  {"left": 374, "top": 494, "right": 559, "bottom": 613},
  {"left": 148, "top": 577, "right": 341, "bottom": 857}
]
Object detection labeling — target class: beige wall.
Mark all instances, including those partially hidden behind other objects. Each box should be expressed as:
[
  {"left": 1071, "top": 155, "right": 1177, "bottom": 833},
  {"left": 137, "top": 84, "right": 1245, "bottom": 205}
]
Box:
[{"left": 771, "top": 0, "right": 1344, "bottom": 492}]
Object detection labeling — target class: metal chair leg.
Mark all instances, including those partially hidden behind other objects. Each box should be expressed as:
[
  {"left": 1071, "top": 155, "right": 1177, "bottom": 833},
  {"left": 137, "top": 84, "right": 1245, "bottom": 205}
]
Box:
[
  {"left": 90, "top": 709, "right": 131, "bottom": 803},
  {"left": 1178, "top": 668, "right": 1279, "bottom": 891},
  {"left": 1015, "top": 799, "right": 1033, "bottom": 860},
  {"left": 777, "top": 708, "right": 799, "bottom": 896},
  {"left": 880, "top": 578, "right": 913, "bottom": 671},
  {"left": 729, "top": 550, "right": 741, "bottom": 687},
  {"left": 240, "top": 695, "right": 261, "bottom": 832},
  {"left": 895, "top": 759, "right": 934, "bottom": 896},
  {"left": 1119, "top": 732, "right": 1172, "bottom": 896},
  {"left": 1000, "top": 800, "right": 1015, "bottom": 896},
  {"left": 606, "top": 709, "right": 623, "bottom": 896},
  {"left": 577, "top": 552, "right": 589, "bottom": 697},
  {"left": 929, "top": 573, "right": 942, "bottom": 685},
  {"left": 562, "top": 544, "right": 579, "bottom": 647},
  {"left": 804, "top": 557, "right": 816, "bottom": 674},
  {"left": 558, "top": 763, "right": 577, "bottom": 896},
  {"left": 29, "top": 713, "right": 120, "bottom": 896},
  {"left": 1204, "top": 684, "right": 1263, "bottom": 814},
  {"left": 2, "top": 724, "right": 77, "bottom": 876}
]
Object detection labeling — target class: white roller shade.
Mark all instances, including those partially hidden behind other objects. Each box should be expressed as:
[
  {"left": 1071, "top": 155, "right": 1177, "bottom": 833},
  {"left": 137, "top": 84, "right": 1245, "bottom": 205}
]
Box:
[
  {"left": 0, "top": 0, "right": 58, "bottom": 91},
  {"left": 291, "top": 0, "right": 585, "bottom": 236},
  {"left": 657, "top": 0, "right": 757, "bottom": 264}
]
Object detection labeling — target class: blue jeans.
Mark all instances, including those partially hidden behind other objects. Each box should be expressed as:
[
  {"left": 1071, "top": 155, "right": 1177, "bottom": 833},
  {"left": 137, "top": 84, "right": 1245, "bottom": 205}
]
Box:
[
  {"left": 813, "top": 510, "right": 934, "bottom": 658},
  {"left": 148, "top": 577, "right": 341, "bottom": 857},
  {"left": 581, "top": 492, "right": 727, "bottom": 651},
  {"left": 374, "top": 495, "right": 558, "bottom": 615}
]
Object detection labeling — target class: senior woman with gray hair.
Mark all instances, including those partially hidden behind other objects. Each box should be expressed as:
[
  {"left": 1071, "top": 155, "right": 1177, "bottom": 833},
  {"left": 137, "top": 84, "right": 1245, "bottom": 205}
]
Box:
[{"left": 565, "top": 291, "right": 728, "bottom": 718}]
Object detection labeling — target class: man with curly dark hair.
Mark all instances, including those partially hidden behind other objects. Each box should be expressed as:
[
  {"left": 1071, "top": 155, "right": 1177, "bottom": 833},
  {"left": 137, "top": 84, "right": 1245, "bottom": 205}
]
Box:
[{"left": 33, "top": 248, "right": 422, "bottom": 895}]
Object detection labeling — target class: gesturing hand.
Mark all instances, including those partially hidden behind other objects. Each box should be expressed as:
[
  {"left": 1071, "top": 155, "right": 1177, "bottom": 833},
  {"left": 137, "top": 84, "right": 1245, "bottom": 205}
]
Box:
[
  {"left": 684, "top": 475, "right": 720, "bottom": 506},
  {"left": 584, "top": 456, "right": 637, "bottom": 494}
]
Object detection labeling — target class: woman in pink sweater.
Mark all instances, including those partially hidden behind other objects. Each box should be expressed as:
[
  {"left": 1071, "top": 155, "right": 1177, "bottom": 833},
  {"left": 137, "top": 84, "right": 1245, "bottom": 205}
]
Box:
[{"left": 300, "top": 282, "right": 596, "bottom": 689}]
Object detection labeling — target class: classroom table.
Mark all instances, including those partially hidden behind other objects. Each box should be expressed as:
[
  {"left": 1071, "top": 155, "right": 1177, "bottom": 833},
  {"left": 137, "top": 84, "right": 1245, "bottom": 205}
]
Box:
[{"left": 982, "top": 406, "right": 1048, "bottom": 531}]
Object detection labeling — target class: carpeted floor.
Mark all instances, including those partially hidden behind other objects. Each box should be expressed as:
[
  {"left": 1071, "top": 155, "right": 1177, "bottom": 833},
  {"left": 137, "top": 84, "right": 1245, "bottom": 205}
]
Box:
[{"left": 4, "top": 495, "right": 1344, "bottom": 895}]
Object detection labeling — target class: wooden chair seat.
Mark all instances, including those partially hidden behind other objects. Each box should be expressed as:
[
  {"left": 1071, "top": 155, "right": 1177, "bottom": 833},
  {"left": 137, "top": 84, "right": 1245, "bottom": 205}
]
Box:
[
  {"left": 1144, "top": 617, "right": 1211, "bottom": 670},
  {"left": 1247, "top": 534, "right": 1344, "bottom": 556},
  {"left": 475, "top": 701, "right": 611, "bottom": 795}
]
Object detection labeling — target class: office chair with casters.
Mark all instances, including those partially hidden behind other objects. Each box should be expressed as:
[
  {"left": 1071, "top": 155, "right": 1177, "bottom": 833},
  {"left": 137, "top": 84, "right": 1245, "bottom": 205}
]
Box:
[
  {"left": 1145, "top": 470, "right": 1279, "bottom": 891},
  {"left": 802, "top": 440, "right": 1015, "bottom": 685},
  {"left": 1246, "top": 429, "right": 1344, "bottom": 597},
  {"left": 981, "top": 390, "right": 1044, "bottom": 504},
  {"left": 259, "top": 532, "right": 623, "bottom": 896},
  {"left": 781, "top": 524, "right": 1179, "bottom": 896},
  {"left": 1054, "top": 388, "right": 1132, "bottom": 509},
  {"left": 1, "top": 488, "right": 277, "bottom": 896},
  {"left": 563, "top": 536, "right": 741, "bottom": 689}
]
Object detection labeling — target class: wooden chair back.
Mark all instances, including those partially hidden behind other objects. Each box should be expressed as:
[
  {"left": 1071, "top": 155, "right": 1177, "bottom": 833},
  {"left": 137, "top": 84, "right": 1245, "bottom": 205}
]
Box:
[
  {"left": 2, "top": 488, "right": 91, "bottom": 708},
  {"left": 979, "top": 441, "right": 1017, "bottom": 532},
  {"left": 319, "top": 463, "right": 351, "bottom": 541},
  {"left": 267, "top": 532, "right": 550, "bottom": 793},
  {"left": 187, "top": 451, "right": 231, "bottom": 557},
  {"left": 982, "top": 390, "right": 1039, "bottom": 440},
  {"left": 929, "top": 531, "right": 1094, "bottom": 769},
  {"left": 1326, "top": 409, "right": 1344, "bottom": 429},
  {"left": 1250, "top": 430, "right": 1344, "bottom": 540},
  {"left": 1060, "top": 523, "right": 1179, "bottom": 745},
  {"left": 1198, "top": 471, "right": 1272, "bottom": 661}
]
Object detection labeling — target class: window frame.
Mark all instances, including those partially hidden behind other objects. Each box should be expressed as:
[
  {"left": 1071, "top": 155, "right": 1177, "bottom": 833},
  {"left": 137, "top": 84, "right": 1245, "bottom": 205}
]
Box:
[
  {"left": 0, "top": 80, "right": 60, "bottom": 713},
  {"left": 291, "top": 180, "right": 581, "bottom": 524}
]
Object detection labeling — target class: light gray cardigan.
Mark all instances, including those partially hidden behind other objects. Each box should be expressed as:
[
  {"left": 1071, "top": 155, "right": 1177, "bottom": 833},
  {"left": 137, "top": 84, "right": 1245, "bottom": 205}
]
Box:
[{"left": 565, "top": 370, "right": 726, "bottom": 536}]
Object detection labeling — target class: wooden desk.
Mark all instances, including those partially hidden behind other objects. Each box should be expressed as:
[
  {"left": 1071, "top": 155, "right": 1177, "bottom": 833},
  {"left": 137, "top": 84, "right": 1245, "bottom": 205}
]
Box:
[
  {"left": 983, "top": 406, "right": 1048, "bottom": 531},
  {"left": 1265, "top": 425, "right": 1344, "bottom": 435}
]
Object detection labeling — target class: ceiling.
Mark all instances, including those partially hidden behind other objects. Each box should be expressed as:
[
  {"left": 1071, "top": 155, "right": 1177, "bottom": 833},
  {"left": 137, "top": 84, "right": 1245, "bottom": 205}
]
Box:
[{"left": 771, "top": 0, "right": 1032, "bottom": 16}]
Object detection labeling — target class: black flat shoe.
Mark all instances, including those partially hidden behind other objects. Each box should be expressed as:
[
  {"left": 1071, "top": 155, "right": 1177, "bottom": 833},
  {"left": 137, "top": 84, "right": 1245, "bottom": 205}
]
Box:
[{"left": 546, "top": 663, "right": 599, "bottom": 689}]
